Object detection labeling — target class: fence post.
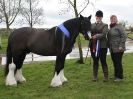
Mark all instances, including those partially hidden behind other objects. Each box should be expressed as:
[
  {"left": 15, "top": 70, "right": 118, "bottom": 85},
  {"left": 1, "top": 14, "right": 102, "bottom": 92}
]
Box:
[{"left": 32, "top": 53, "right": 34, "bottom": 62}]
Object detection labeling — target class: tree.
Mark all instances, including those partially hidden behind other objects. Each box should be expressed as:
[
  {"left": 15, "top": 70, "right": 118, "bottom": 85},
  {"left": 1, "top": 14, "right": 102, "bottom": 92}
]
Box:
[
  {"left": 21, "top": 0, "right": 44, "bottom": 28},
  {"left": 60, "top": 0, "right": 90, "bottom": 63},
  {"left": 0, "top": 0, "right": 21, "bottom": 31}
]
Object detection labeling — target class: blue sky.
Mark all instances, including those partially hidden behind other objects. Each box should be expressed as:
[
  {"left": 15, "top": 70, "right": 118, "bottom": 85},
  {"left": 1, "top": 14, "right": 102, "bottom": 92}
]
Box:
[{"left": 0, "top": 0, "right": 133, "bottom": 28}]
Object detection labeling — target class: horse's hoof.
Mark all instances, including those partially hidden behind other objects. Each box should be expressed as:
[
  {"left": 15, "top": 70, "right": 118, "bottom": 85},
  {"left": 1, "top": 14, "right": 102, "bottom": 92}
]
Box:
[
  {"left": 6, "top": 84, "right": 17, "bottom": 87},
  {"left": 6, "top": 81, "right": 17, "bottom": 86},
  {"left": 6, "top": 78, "right": 17, "bottom": 86},
  {"left": 50, "top": 73, "right": 63, "bottom": 87},
  {"left": 62, "top": 80, "right": 68, "bottom": 84},
  {"left": 15, "top": 71, "right": 26, "bottom": 83},
  {"left": 50, "top": 80, "right": 62, "bottom": 87},
  {"left": 61, "top": 78, "right": 68, "bottom": 84},
  {"left": 16, "top": 77, "right": 26, "bottom": 83},
  {"left": 17, "top": 79, "right": 26, "bottom": 84},
  {"left": 50, "top": 83, "right": 62, "bottom": 87}
]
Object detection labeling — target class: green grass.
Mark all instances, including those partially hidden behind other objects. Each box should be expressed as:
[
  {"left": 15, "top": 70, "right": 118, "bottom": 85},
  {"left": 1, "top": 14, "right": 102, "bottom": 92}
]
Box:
[
  {"left": 128, "top": 33, "right": 133, "bottom": 39},
  {"left": 0, "top": 29, "right": 8, "bottom": 54},
  {"left": 0, "top": 37, "right": 8, "bottom": 54},
  {"left": 0, "top": 53, "right": 133, "bottom": 99}
]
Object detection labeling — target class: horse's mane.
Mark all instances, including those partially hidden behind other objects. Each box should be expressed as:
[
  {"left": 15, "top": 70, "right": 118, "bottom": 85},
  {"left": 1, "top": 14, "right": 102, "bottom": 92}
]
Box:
[{"left": 63, "top": 18, "right": 80, "bottom": 26}]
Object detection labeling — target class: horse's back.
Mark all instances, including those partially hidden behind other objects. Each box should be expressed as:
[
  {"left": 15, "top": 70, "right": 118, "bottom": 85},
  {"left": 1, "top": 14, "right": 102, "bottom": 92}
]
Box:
[
  {"left": 9, "top": 27, "right": 57, "bottom": 56},
  {"left": 10, "top": 27, "right": 41, "bottom": 38},
  {"left": 10, "top": 27, "right": 33, "bottom": 41}
]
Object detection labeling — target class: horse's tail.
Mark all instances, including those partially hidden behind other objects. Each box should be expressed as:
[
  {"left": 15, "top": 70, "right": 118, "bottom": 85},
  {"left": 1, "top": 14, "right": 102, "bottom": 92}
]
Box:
[{"left": 5, "top": 38, "right": 12, "bottom": 76}]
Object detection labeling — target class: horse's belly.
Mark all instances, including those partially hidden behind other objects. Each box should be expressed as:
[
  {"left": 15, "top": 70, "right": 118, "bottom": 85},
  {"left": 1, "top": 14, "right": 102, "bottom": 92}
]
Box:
[
  {"left": 30, "top": 47, "right": 57, "bottom": 56},
  {"left": 28, "top": 39, "right": 57, "bottom": 56},
  {"left": 34, "top": 51, "right": 56, "bottom": 56}
]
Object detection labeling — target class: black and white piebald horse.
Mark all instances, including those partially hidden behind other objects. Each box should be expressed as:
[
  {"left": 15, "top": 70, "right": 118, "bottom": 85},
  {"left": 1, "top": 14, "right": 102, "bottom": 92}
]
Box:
[{"left": 5, "top": 15, "right": 91, "bottom": 87}]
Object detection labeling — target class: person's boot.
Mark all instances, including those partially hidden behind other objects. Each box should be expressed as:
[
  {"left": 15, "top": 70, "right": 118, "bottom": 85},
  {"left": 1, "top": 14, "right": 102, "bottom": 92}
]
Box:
[
  {"left": 92, "top": 76, "right": 98, "bottom": 82},
  {"left": 103, "top": 68, "right": 108, "bottom": 82},
  {"left": 92, "top": 66, "right": 98, "bottom": 82}
]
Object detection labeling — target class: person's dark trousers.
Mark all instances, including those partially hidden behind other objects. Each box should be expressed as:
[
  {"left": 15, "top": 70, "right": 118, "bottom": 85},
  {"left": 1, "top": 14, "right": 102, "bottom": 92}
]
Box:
[
  {"left": 111, "top": 52, "right": 124, "bottom": 79},
  {"left": 91, "top": 48, "right": 108, "bottom": 81}
]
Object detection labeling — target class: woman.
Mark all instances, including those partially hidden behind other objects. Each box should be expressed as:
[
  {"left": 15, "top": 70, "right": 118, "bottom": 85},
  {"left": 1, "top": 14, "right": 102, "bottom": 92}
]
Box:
[
  {"left": 90, "top": 10, "right": 109, "bottom": 82},
  {"left": 108, "top": 15, "right": 127, "bottom": 81}
]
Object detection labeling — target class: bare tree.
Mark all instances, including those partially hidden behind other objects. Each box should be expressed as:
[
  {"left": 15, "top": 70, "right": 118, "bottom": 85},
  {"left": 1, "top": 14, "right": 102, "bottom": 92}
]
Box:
[
  {"left": 0, "top": 3, "right": 3, "bottom": 23},
  {"left": 21, "top": 0, "right": 44, "bottom": 28},
  {"left": 60, "top": 0, "right": 90, "bottom": 63},
  {"left": 0, "top": 0, "right": 21, "bottom": 31}
]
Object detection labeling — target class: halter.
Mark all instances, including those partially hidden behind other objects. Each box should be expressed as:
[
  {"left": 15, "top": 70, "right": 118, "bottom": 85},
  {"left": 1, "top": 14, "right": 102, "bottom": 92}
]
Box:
[{"left": 79, "top": 20, "right": 85, "bottom": 34}]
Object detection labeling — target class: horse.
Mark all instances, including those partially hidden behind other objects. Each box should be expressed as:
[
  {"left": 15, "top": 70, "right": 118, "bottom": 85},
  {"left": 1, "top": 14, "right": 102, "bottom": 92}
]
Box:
[{"left": 5, "top": 15, "right": 91, "bottom": 87}]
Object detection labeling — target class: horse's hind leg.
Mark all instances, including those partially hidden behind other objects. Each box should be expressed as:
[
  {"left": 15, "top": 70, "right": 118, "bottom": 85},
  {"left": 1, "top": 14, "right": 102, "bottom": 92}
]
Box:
[
  {"left": 6, "top": 63, "right": 17, "bottom": 86},
  {"left": 6, "top": 50, "right": 27, "bottom": 86},
  {"left": 51, "top": 54, "right": 67, "bottom": 87},
  {"left": 14, "top": 53, "right": 26, "bottom": 83}
]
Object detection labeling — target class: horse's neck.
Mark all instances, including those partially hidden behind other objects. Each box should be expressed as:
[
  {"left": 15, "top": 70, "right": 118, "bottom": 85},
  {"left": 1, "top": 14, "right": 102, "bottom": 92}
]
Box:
[
  {"left": 63, "top": 19, "right": 81, "bottom": 47},
  {"left": 64, "top": 18, "right": 80, "bottom": 39}
]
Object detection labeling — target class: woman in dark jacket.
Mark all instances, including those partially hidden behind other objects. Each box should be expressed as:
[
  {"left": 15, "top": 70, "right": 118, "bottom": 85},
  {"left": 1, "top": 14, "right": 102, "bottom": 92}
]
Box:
[
  {"left": 108, "top": 15, "right": 127, "bottom": 81},
  {"left": 90, "top": 10, "right": 109, "bottom": 82}
]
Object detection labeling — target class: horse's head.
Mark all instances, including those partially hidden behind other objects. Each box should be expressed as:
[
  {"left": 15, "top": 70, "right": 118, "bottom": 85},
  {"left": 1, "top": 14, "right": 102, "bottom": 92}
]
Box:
[{"left": 79, "top": 15, "right": 91, "bottom": 40}]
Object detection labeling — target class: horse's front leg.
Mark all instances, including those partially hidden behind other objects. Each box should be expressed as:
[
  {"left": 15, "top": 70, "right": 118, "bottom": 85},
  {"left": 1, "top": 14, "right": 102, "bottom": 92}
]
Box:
[{"left": 50, "top": 54, "right": 67, "bottom": 87}]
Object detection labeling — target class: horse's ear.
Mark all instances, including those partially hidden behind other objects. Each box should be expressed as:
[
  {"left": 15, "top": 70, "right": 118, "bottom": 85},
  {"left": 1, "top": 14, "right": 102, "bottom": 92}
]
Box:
[
  {"left": 80, "top": 14, "right": 84, "bottom": 20},
  {"left": 88, "top": 15, "right": 92, "bottom": 20}
]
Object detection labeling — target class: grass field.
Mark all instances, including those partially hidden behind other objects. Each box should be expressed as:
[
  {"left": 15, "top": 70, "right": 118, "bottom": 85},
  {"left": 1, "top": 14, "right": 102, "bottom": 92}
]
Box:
[
  {"left": 0, "top": 53, "right": 133, "bottom": 99},
  {"left": 0, "top": 29, "right": 8, "bottom": 54},
  {"left": 128, "top": 33, "right": 133, "bottom": 39},
  {"left": 0, "top": 37, "right": 8, "bottom": 54}
]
